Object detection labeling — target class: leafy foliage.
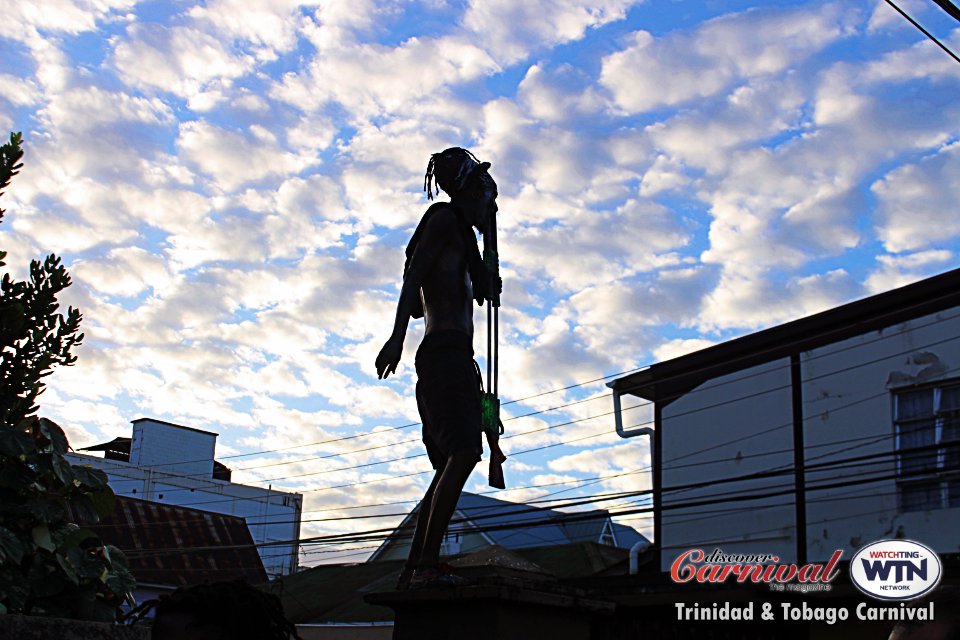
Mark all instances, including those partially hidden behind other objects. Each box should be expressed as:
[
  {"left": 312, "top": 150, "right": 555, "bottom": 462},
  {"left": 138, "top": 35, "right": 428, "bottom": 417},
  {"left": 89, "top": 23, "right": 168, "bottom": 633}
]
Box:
[{"left": 0, "top": 132, "right": 136, "bottom": 621}]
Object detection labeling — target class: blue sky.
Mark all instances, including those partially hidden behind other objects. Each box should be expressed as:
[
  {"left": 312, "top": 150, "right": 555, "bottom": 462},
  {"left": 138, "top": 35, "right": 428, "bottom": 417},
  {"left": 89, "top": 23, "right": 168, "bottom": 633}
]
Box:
[{"left": 2, "top": 0, "right": 959, "bottom": 564}]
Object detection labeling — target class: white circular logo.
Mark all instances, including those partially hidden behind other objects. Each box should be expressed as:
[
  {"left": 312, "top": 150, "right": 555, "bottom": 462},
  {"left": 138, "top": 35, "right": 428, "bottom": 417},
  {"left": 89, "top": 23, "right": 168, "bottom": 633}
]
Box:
[{"left": 850, "top": 540, "right": 942, "bottom": 601}]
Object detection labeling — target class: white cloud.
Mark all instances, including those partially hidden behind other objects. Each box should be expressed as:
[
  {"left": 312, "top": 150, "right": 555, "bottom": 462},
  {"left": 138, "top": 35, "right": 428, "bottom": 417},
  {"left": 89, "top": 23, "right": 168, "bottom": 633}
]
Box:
[
  {"left": 653, "top": 338, "right": 717, "bottom": 363},
  {"left": 639, "top": 155, "right": 691, "bottom": 196},
  {"left": 176, "top": 120, "right": 317, "bottom": 191},
  {"left": 3, "top": 0, "right": 137, "bottom": 41},
  {"left": 6, "top": 0, "right": 960, "bottom": 538},
  {"left": 865, "top": 250, "right": 956, "bottom": 294},
  {"left": 866, "top": 0, "right": 930, "bottom": 32},
  {"left": 272, "top": 35, "right": 499, "bottom": 117},
  {"left": 463, "top": 0, "right": 639, "bottom": 65},
  {"left": 601, "top": 3, "right": 850, "bottom": 114},
  {"left": 517, "top": 63, "right": 604, "bottom": 123},
  {"left": 112, "top": 23, "right": 256, "bottom": 106},
  {"left": 507, "top": 199, "right": 688, "bottom": 292},
  {"left": 71, "top": 246, "right": 170, "bottom": 297},
  {"left": 0, "top": 74, "right": 43, "bottom": 107},
  {"left": 699, "top": 269, "right": 860, "bottom": 331},
  {"left": 873, "top": 143, "right": 960, "bottom": 253},
  {"left": 186, "top": 0, "right": 312, "bottom": 59}
]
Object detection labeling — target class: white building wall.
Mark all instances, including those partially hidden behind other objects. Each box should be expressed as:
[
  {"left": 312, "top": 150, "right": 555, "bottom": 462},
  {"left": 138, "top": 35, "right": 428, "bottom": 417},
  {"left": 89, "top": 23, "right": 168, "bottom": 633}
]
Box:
[
  {"left": 130, "top": 419, "right": 216, "bottom": 478},
  {"left": 66, "top": 421, "right": 302, "bottom": 579},
  {"left": 801, "top": 307, "right": 960, "bottom": 561},
  {"left": 660, "top": 358, "right": 796, "bottom": 572}
]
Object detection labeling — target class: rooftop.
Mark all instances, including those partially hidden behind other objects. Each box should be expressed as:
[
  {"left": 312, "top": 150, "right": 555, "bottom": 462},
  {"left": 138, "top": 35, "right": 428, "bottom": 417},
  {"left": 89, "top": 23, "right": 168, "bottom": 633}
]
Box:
[
  {"left": 610, "top": 267, "right": 960, "bottom": 404},
  {"left": 89, "top": 496, "right": 267, "bottom": 588}
]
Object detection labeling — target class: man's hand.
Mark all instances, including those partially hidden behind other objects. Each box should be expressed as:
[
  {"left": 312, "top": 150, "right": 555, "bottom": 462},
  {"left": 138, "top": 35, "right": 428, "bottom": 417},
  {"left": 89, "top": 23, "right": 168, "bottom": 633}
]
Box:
[
  {"left": 375, "top": 336, "right": 403, "bottom": 379},
  {"left": 474, "top": 275, "right": 503, "bottom": 306}
]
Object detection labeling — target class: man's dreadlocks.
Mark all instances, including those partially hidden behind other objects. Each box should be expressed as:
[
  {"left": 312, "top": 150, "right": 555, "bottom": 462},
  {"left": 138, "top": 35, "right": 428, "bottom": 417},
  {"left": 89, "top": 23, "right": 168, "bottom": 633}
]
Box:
[
  {"left": 424, "top": 147, "right": 489, "bottom": 200},
  {"left": 128, "top": 579, "right": 301, "bottom": 639}
]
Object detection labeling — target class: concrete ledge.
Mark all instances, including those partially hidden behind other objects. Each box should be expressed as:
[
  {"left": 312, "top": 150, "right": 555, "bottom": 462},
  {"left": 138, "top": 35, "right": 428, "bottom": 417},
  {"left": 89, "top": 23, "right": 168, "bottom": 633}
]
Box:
[
  {"left": 365, "top": 577, "right": 614, "bottom": 640},
  {"left": 0, "top": 615, "right": 149, "bottom": 640}
]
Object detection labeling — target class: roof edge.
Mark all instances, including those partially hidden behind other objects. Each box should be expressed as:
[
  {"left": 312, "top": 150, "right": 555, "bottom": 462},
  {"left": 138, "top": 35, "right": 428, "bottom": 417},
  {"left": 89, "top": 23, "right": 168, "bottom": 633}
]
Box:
[{"left": 610, "top": 267, "right": 960, "bottom": 402}]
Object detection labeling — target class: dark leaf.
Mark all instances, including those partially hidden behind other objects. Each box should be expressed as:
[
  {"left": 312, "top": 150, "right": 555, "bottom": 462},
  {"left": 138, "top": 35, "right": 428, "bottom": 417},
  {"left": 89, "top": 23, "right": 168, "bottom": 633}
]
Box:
[
  {"left": 38, "top": 418, "right": 68, "bottom": 455},
  {"left": 87, "top": 488, "right": 115, "bottom": 520},
  {"left": 0, "top": 525, "right": 24, "bottom": 564},
  {"left": 68, "top": 494, "right": 99, "bottom": 525},
  {"left": 55, "top": 553, "right": 80, "bottom": 585},
  {"left": 26, "top": 497, "right": 65, "bottom": 523},
  {"left": 32, "top": 523, "right": 55, "bottom": 552},
  {"left": 70, "top": 464, "right": 108, "bottom": 490},
  {"left": 51, "top": 523, "right": 95, "bottom": 550},
  {"left": 0, "top": 427, "right": 32, "bottom": 457},
  {"left": 52, "top": 455, "right": 76, "bottom": 487},
  {"left": 65, "top": 546, "right": 105, "bottom": 580}
]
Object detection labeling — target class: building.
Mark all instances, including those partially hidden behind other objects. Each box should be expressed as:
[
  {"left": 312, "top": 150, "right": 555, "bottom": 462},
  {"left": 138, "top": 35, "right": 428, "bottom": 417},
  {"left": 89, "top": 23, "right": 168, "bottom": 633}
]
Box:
[
  {"left": 66, "top": 418, "right": 302, "bottom": 578},
  {"left": 91, "top": 495, "right": 268, "bottom": 602},
  {"left": 608, "top": 267, "right": 960, "bottom": 573},
  {"left": 368, "top": 491, "right": 649, "bottom": 562}
]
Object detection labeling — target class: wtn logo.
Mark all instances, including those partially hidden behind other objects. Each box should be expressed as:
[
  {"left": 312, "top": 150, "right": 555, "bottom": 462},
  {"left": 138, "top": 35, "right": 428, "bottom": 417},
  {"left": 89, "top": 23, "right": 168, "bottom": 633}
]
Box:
[
  {"left": 850, "top": 540, "right": 942, "bottom": 601},
  {"left": 861, "top": 558, "right": 927, "bottom": 583}
]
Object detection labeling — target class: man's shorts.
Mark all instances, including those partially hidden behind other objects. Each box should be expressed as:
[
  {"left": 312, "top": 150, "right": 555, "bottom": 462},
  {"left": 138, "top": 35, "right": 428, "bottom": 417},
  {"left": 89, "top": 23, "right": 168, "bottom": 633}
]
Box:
[{"left": 415, "top": 330, "right": 483, "bottom": 470}]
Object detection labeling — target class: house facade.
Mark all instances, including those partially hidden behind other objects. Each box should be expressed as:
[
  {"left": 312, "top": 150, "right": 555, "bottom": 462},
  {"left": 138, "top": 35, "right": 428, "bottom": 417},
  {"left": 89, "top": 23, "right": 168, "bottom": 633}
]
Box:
[
  {"left": 368, "top": 491, "right": 649, "bottom": 562},
  {"left": 66, "top": 418, "right": 302, "bottom": 578},
  {"left": 609, "top": 268, "right": 960, "bottom": 573}
]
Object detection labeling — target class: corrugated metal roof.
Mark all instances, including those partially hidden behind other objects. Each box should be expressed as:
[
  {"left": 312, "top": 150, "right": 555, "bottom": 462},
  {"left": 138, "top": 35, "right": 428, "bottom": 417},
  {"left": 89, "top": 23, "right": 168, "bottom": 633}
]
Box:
[{"left": 89, "top": 496, "right": 267, "bottom": 588}]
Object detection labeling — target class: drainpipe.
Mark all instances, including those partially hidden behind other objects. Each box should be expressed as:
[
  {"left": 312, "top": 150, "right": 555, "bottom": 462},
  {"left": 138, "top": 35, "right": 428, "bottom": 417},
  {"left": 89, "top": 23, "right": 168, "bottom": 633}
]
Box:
[
  {"left": 630, "top": 540, "right": 652, "bottom": 575},
  {"left": 609, "top": 387, "right": 654, "bottom": 440},
  {"left": 609, "top": 384, "right": 658, "bottom": 575}
]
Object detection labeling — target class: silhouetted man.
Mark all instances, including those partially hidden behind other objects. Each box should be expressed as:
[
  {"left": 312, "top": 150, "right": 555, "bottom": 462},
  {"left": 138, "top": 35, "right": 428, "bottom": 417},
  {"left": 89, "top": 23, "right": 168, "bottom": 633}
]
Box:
[{"left": 376, "top": 147, "right": 500, "bottom": 589}]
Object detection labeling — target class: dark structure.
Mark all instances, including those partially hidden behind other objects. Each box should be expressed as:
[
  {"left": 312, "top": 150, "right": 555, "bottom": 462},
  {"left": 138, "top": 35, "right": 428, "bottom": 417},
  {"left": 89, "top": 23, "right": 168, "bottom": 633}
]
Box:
[
  {"left": 89, "top": 496, "right": 266, "bottom": 600},
  {"left": 375, "top": 148, "right": 502, "bottom": 589}
]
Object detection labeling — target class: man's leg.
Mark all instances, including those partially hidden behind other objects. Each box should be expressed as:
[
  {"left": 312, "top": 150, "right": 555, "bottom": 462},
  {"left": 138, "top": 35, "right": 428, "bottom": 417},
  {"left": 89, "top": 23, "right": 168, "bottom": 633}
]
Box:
[
  {"left": 416, "top": 448, "right": 478, "bottom": 570},
  {"left": 403, "top": 471, "right": 441, "bottom": 572}
]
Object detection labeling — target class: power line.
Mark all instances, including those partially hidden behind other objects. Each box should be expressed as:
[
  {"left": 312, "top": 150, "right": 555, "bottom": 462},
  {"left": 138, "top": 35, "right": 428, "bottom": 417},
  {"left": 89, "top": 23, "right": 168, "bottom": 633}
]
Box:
[
  {"left": 90, "top": 352, "right": 937, "bottom": 530},
  {"left": 82, "top": 310, "right": 960, "bottom": 509},
  {"left": 116, "top": 436, "right": 953, "bottom": 554},
  {"left": 117, "top": 454, "right": 959, "bottom": 559},
  {"left": 79, "top": 289, "right": 960, "bottom": 476},
  {"left": 87, "top": 358, "right": 936, "bottom": 528},
  {"left": 886, "top": 0, "right": 960, "bottom": 64},
  {"left": 930, "top": 0, "right": 960, "bottom": 23},
  {"left": 74, "top": 299, "right": 960, "bottom": 505},
  {"left": 79, "top": 308, "right": 949, "bottom": 526}
]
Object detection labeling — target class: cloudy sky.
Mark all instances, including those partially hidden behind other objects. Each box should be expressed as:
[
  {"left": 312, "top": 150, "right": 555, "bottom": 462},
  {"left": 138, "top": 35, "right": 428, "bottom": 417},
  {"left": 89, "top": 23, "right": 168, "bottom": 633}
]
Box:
[{"left": 2, "top": 0, "right": 959, "bottom": 564}]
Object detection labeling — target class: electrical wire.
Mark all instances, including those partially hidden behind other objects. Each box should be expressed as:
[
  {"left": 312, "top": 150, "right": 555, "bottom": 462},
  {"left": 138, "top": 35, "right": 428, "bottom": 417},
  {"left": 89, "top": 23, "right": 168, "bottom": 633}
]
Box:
[
  {"left": 886, "top": 0, "right": 960, "bottom": 63},
  {"left": 930, "top": 0, "right": 960, "bottom": 23},
  {"left": 94, "top": 323, "right": 960, "bottom": 514},
  {"left": 83, "top": 308, "right": 960, "bottom": 501},
  {"left": 115, "top": 444, "right": 957, "bottom": 559},
  {"left": 88, "top": 354, "right": 944, "bottom": 529},
  {"left": 79, "top": 289, "right": 960, "bottom": 476}
]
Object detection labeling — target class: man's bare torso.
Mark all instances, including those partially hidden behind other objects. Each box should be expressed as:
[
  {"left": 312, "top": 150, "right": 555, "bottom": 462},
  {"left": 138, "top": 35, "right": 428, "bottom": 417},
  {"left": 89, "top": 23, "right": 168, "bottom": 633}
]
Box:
[{"left": 420, "top": 206, "right": 474, "bottom": 338}]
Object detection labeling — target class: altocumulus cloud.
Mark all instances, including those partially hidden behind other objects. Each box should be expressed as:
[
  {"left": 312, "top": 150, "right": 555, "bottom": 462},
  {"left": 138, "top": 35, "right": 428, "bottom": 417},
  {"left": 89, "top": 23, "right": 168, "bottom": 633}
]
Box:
[{"left": 1, "top": 0, "right": 959, "bottom": 554}]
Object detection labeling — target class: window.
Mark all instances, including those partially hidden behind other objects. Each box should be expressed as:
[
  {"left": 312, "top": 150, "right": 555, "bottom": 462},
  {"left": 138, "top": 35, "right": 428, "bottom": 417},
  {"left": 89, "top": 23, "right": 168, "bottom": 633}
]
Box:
[{"left": 894, "top": 383, "right": 960, "bottom": 512}]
